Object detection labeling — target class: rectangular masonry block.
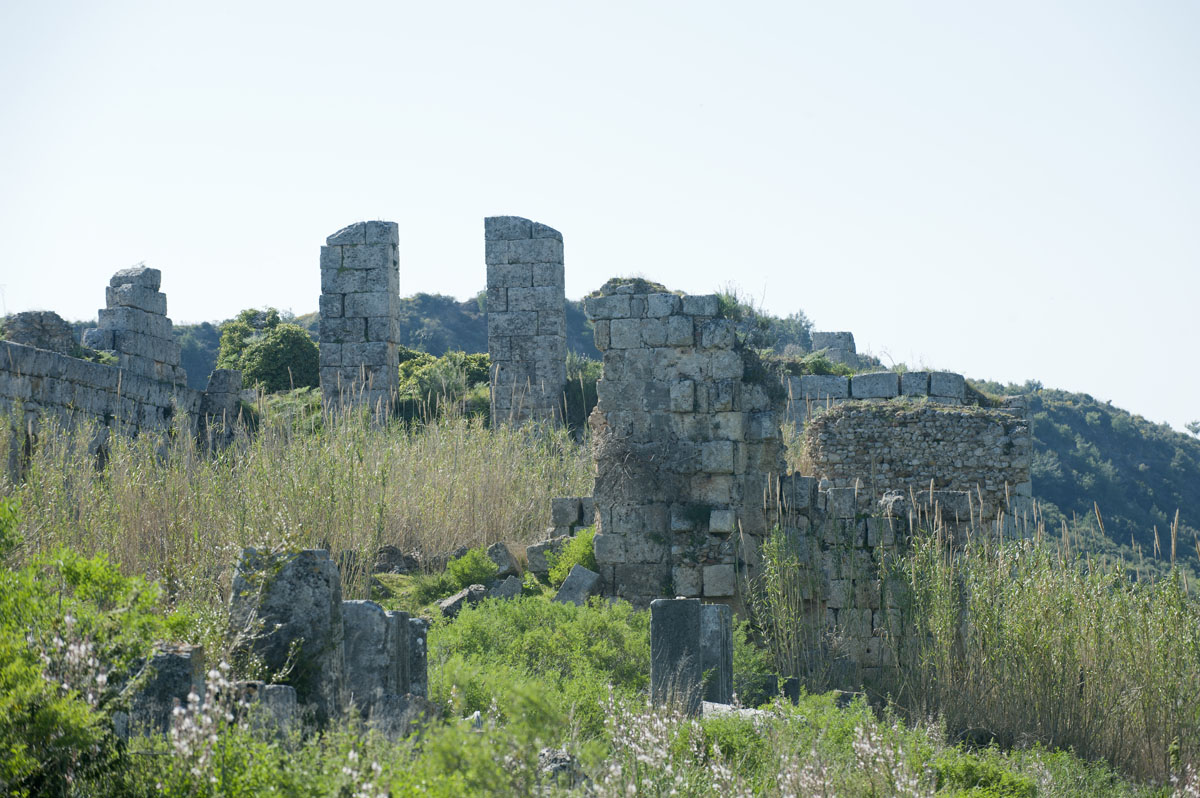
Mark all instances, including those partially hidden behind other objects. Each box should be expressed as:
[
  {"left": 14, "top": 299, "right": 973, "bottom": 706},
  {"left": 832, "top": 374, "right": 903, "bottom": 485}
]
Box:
[
  {"left": 609, "top": 318, "right": 642, "bottom": 349},
  {"left": 583, "top": 294, "right": 631, "bottom": 320},
  {"left": 343, "top": 292, "right": 393, "bottom": 318},
  {"left": 532, "top": 262, "right": 564, "bottom": 288},
  {"left": 340, "top": 244, "right": 393, "bottom": 271},
  {"left": 650, "top": 599, "right": 701, "bottom": 714},
  {"left": 319, "top": 317, "right": 366, "bottom": 342},
  {"left": 669, "top": 380, "right": 694, "bottom": 412},
  {"left": 900, "top": 371, "right": 930, "bottom": 396},
  {"left": 485, "top": 240, "right": 508, "bottom": 266},
  {"left": 709, "top": 351, "right": 744, "bottom": 380},
  {"left": 551, "top": 497, "right": 582, "bottom": 527},
  {"left": 703, "top": 564, "right": 736, "bottom": 597},
  {"left": 319, "top": 245, "right": 342, "bottom": 271},
  {"left": 796, "top": 374, "right": 849, "bottom": 400},
  {"left": 701, "top": 440, "right": 735, "bottom": 474},
  {"left": 530, "top": 221, "right": 562, "bottom": 240},
  {"left": 709, "top": 509, "right": 736, "bottom": 534},
  {"left": 488, "top": 311, "right": 538, "bottom": 337},
  {"left": 851, "top": 372, "right": 899, "bottom": 399},
  {"left": 700, "top": 320, "right": 736, "bottom": 349},
  {"left": 109, "top": 266, "right": 162, "bottom": 290},
  {"left": 364, "top": 220, "right": 399, "bottom": 245},
  {"left": 321, "top": 266, "right": 391, "bottom": 295},
  {"left": 537, "top": 312, "right": 566, "bottom": 336},
  {"left": 930, "top": 371, "right": 966, "bottom": 400},
  {"left": 106, "top": 285, "right": 167, "bottom": 316},
  {"left": 484, "top": 216, "right": 533, "bottom": 241},
  {"left": 98, "top": 306, "right": 173, "bottom": 339},
  {"left": 681, "top": 294, "right": 719, "bottom": 316},
  {"left": 647, "top": 293, "right": 680, "bottom": 317},
  {"left": 672, "top": 566, "right": 702, "bottom": 597},
  {"left": 665, "top": 315, "right": 694, "bottom": 347},
  {"left": 593, "top": 533, "right": 626, "bottom": 564},
  {"left": 487, "top": 263, "right": 533, "bottom": 288},
  {"left": 700, "top": 604, "right": 733, "bottom": 704},
  {"left": 319, "top": 294, "right": 343, "bottom": 318},
  {"left": 327, "top": 222, "right": 368, "bottom": 245},
  {"left": 486, "top": 285, "right": 507, "bottom": 313},
  {"left": 319, "top": 342, "right": 342, "bottom": 367},
  {"left": 506, "top": 286, "right": 563, "bottom": 312},
  {"left": 365, "top": 316, "right": 397, "bottom": 343},
  {"left": 342, "top": 342, "right": 391, "bottom": 368},
  {"left": 639, "top": 318, "right": 668, "bottom": 347},
  {"left": 506, "top": 238, "right": 563, "bottom": 264}
]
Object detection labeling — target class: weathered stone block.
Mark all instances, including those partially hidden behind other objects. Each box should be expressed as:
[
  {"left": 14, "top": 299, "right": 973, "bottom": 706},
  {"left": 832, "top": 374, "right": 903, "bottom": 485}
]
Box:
[
  {"left": 532, "top": 262, "right": 564, "bottom": 287},
  {"left": 343, "top": 292, "right": 392, "bottom": 318},
  {"left": 709, "top": 351, "right": 743, "bottom": 379},
  {"left": 365, "top": 316, "right": 398, "bottom": 343},
  {"left": 342, "top": 601, "right": 408, "bottom": 712},
  {"left": 486, "top": 542, "right": 520, "bottom": 578},
  {"left": 669, "top": 380, "right": 694, "bottom": 412},
  {"left": 650, "top": 599, "right": 702, "bottom": 713},
  {"left": 110, "top": 265, "right": 162, "bottom": 290},
  {"left": 525, "top": 536, "right": 569, "bottom": 578},
  {"left": 364, "top": 220, "right": 399, "bottom": 245},
  {"left": 229, "top": 549, "right": 344, "bottom": 725},
  {"left": 709, "top": 509, "right": 736, "bottom": 534},
  {"left": 130, "top": 644, "right": 205, "bottom": 735},
  {"left": 584, "top": 294, "right": 631, "bottom": 320},
  {"left": 106, "top": 284, "right": 167, "bottom": 315},
  {"left": 592, "top": 532, "right": 626, "bottom": 563},
  {"left": 851, "top": 372, "right": 899, "bottom": 399},
  {"left": 553, "top": 565, "right": 601, "bottom": 605},
  {"left": 701, "top": 441, "right": 735, "bottom": 474},
  {"left": 826, "top": 487, "right": 859, "bottom": 519},
  {"left": 438, "top": 584, "right": 486, "bottom": 618},
  {"left": 647, "top": 293, "right": 680, "bottom": 317},
  {"left": 551, "top": 497, "right": 582, "bottom": 527},
  {"left": 488, "top": 575, "right": 523, "bottom": 599},
  {"left": 488, "top": 311, "right": 538, "bottom": 336},
  {"left": 609, "top": 318, "right": 641, "bottom": 349},
  {"left": 640, "top": 318, "right": 668, "bottom": 347},
  {"left": 666, "top": 315, "right": 694, "bottom": 346},
  {"left": 319, "top": 294, "right": 343, "bottom": 318},
  {"left": 485, "top": 216, "right": 533, "bottom": 241},
  {"left": 340, "top": 243, "right": 394, "bottom": 271},
  {"left": 487, "top": 262, "right": 533, "bottom": 288},
  {"left": 672, "top": 565, "right": 702, "bottom": 597},
  {"left": 900, "top": 371, "right": 930, "bottom": 396},
  {"left": 797, "top": 375, "right": 849, "bottom": 400},
  {"left": 703, "top": 564, "right": 736, "bottom": 597},
  {"left": 327, "top": 222, "right": 368, "bottom": 245},
  {"left": 681, "top": 295, "right": 719, "bottom": 316},
  {"left": 700, "top": 320, "right": 736, "bottom": 349},
  {"left": 930, "top": 371, "right": 966, "bottom": 400},
  {"left": 507, "top": 238, "right": 563, "bottom": 264},
  {"left": 700, "top": 604, "right": 733, "bottom": 704}
]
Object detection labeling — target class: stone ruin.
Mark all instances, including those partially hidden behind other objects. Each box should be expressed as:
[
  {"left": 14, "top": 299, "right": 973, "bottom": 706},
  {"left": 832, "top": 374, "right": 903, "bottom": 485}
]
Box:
[
  {"left": 83, "top": 266, "right": 187, "bottom": 384},
  {"left": 318, "top": 221, "right": 402, "bottom": 413},
  {"left": 227, "top": 548, "right": 431, "bottom": 732},
  {"left": 0, "top": 266, "right": 243, "bottom": 456},
  {"left": 810, "top": 330, "right": 857, "bottom": 368},
  {"left": 583, "top": 287, "right": 788, "bottom": 607},
  {"left": 485, "top": 216, "right": 566, "bottom": 424}
]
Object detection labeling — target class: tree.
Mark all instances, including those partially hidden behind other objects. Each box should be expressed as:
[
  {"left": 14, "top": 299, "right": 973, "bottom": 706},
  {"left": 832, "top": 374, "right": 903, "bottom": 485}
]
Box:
[
  {"left": 1187, "top": 420, "right": 1200, "bottom": 437},
  {"left": 215, "top": 308, "right": 317, "bottom": 393}
]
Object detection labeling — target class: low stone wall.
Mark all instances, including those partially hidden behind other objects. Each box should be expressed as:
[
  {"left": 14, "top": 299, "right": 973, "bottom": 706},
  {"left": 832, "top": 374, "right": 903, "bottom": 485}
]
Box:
[{"left": 803, "top": 398, "right": 1033, "bottom": 520}]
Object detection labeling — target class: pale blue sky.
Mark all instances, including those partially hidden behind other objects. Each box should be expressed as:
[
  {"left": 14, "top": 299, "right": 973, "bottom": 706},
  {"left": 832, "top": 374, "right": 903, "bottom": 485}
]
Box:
[{"left": 1, "top": 1, "right": 1197, "bottom": 431}]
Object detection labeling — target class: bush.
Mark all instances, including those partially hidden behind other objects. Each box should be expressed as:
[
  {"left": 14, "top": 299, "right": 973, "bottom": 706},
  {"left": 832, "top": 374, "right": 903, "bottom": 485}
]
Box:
[
  {"left": 239, "top": 322, "right": 319, "bottom": 392},
  {"left": 446, "top": 547, "right": 498, "bottom": 590},
  {"left": 547, "top": 527, "right": 597, "bottom": 587},
  {"left": 0, "top": 546, "right": 167, "bottom": 797}
]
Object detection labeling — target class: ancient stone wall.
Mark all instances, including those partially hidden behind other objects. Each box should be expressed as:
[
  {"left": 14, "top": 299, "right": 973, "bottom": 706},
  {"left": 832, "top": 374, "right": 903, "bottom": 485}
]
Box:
[
  {"left": 584, "top": 287, "right": 787, "bottom": 607},
  {"left": 0, "top": 267, "right": 237, "bottom": 446},
  {"left": 802, "top": 393, "right": 1033, "bottom": 521},
  {"left": 485, "top": 216, "right": 566, "bottom": 424},
  {"left": 810, "top": 331, "right": 857, "bottom": 367},
  {"left": 83, "top": 266, "right": 187, "bottom": 384},
  {"left": 2, "top": 311, "right": 75, "bottom": 355},
  {"left": 319, "top": 221, "right": 401, "bottom": 413}
]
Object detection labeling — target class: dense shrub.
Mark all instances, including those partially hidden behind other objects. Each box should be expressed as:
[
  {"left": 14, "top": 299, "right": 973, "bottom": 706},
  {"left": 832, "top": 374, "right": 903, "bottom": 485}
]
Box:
[
  {"left": 547, "top": 527, "right": 597, "bottom": 587},
  {"left": 446, "top": 547, "right": 499, "bottom": 590}
]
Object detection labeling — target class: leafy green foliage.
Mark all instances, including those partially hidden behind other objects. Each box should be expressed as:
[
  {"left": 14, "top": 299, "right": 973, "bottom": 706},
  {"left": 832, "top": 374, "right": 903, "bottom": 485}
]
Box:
[
  {"left": 934, "top": 749, "right": 1038, "bottom": 797},
  {"left": 446, "top": 547, "right": 499, "bottom": 590},
  {"left": 174, "top": 321, "right": 222, "bottom": 389},
  {"left": 0, "top": 545, "right": 167, "bottom": 797},
  {"left": 0, "top": 496, "right": 19, "bottom": 557},
  {"left": 239, "top": 323, "right": 319, "bottom": 392},
  {"left": 429, "top": 595, "right": 649, "bottom": 738},
  {"left": 547, "top": 527, "right": 597, "bottom": 587}
]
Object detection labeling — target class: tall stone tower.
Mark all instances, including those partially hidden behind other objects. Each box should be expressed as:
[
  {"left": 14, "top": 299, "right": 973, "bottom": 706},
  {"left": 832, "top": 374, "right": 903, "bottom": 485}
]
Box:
[
  {"left": 318, "top": 221, "right": 401, "bottom": 414},
  {"left": 485, "top": 216, "right": 566, "bottom": 424}
]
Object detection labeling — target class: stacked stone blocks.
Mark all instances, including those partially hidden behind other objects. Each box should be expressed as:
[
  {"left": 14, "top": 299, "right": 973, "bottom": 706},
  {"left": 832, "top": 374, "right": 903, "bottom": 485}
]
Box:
[
  {"left": 486, "top": 216, "right": 566, "bottom": 423},
  {"left": 586, "top": 287, "right": 787, "bottom": 606},
  {"left": 319, "top": 221, "right": 401, "bottom": 412},
  {"left": 83, "top": 266, "right": 186, "bottom": 384}
]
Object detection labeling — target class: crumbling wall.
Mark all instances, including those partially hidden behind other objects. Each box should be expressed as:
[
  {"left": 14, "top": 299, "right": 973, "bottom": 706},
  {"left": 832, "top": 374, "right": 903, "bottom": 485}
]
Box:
[
  {"left": 83, "top": 266, "right": 187, "bottom": 384},
  {"left": 0, "top": 267, "right": 236, "bottom": 445},
  {"left": 584, "top": 287, "right": 787, "bottom": 606},
  {"left": 801, "top": 387, "right": 1033, "bottom": 520},
  {"left": 810, "top": 331, "right": 857, "bottom": 368},
  {"left": 485, "top": 216, "right": 566, "bottom": 424},
  {"left": 319, "top": 221, "right": 401, "bottom": 413},
  {"left": 3, "top": 311, "right": 75, "bottom": 355}
]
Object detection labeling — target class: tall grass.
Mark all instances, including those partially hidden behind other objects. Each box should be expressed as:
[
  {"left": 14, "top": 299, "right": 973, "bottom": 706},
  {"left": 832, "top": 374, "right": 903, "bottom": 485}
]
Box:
[
  {"left": 0, "top": 406, "right": 591, "bottom": 609},
  {"left": 889, "top": 514, "right": 1200, "bottom": 783}
]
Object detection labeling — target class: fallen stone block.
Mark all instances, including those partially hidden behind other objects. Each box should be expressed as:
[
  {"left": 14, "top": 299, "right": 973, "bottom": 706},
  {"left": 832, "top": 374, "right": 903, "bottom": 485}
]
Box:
[
  {"left": 129, "top": 644, "right": 205, "bottom": 735},
  {"left": 650, "top": 598, "right": 702, "bottom": 715},
  {"left": 488, "top": 575, "right": 523, "bottom": 599},
  {"left": 438, "top": 584, "right": 487, "bottom": 619},
  {"left": 486, "top": 542, "right": 520, "bottom": 578},
  {"left": 525, "top": 535, "right": 569, "bottom": 578},
  {"left": 553, "top": 565, "right": 600, "bottom": 605}
]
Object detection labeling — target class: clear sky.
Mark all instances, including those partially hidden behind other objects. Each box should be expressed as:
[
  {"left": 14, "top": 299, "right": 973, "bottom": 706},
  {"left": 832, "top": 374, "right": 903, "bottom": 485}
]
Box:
[{"left": 1, "top": 1, "right": 1197, "bottom": 431}]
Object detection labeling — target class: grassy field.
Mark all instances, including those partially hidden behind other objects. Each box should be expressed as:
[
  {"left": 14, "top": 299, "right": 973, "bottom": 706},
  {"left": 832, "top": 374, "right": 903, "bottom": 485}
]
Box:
[{"left": 2, "top": 405, "right": 1198, "bottom": 796}]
